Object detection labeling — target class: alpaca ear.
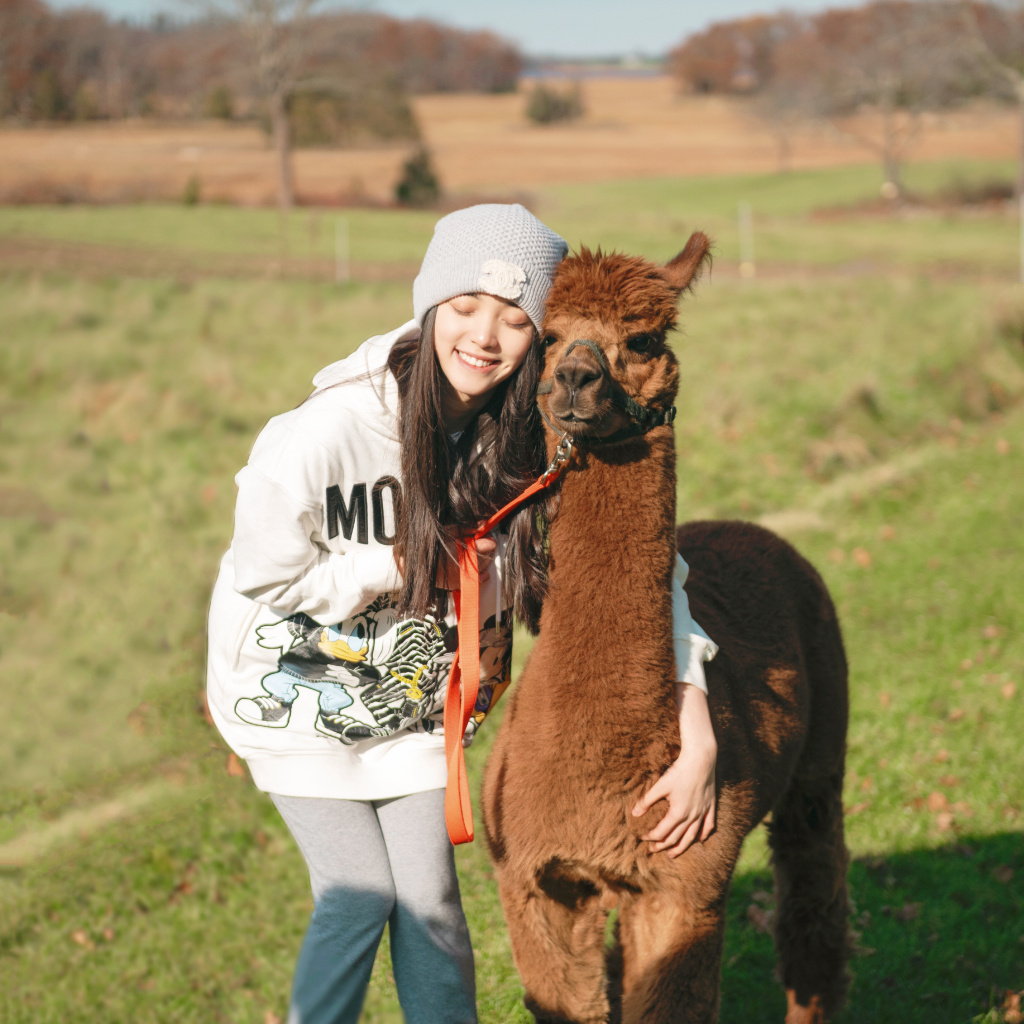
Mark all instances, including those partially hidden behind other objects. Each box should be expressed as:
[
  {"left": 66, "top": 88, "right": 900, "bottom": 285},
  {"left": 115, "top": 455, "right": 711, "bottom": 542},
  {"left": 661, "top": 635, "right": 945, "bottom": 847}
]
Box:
[{"left": 660, "top": 231, "right": 712, "bottom": 295}]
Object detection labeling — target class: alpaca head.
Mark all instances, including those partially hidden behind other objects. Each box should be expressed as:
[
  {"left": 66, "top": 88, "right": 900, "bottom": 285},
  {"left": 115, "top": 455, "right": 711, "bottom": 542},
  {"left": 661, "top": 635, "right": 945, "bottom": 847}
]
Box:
[{"left": 539, "top": 232, "right": 711, "bottom": 443}]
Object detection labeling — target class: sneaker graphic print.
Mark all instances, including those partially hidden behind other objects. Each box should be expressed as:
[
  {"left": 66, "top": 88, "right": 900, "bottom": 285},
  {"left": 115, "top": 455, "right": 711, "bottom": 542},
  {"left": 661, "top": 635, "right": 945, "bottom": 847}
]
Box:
[{"left": 234, "top": 595, "right": 453, "bottom": 744}]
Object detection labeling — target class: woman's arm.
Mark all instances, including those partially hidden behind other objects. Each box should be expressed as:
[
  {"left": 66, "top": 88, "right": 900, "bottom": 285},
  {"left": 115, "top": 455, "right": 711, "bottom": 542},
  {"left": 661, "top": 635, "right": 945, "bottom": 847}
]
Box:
[
  {"left": 630, "top": 553, "right": 719, "bottom": 857},
  {"left": 631, "top": 681, "right": 717, "bottom": 857},
  {"left": 232, "top": 464, "right": 402, "bottom": 624}
]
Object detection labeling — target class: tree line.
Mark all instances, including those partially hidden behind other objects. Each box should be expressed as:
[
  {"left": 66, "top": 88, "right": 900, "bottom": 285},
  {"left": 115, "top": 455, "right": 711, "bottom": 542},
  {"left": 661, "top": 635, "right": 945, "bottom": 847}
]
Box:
[
  {"left": 0, "top": 0, "right": 521, "bottom": 123},
  {"left": 668, "top": 1, "right": 1024, "bottom": 197}
]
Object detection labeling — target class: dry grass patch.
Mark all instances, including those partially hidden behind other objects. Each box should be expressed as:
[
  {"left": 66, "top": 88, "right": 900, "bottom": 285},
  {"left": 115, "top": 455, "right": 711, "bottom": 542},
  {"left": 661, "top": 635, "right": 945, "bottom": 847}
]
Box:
[{"left": 0, "top": 78, "right": 1015, "bottom": 205}]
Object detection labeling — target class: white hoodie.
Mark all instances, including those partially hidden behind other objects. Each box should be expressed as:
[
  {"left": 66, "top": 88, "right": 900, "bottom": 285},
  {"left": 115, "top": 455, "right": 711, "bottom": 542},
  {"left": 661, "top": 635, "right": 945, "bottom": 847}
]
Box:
[{"left": 206, "top": 322, "right": 717, "bottom": 801}]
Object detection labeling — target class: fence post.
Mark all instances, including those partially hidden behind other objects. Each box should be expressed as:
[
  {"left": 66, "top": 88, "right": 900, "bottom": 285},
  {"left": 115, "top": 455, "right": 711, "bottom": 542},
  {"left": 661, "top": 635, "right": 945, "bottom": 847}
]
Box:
[
  {"left": 738, "top": 201, "right": 755, "bottom": 280},
  {"left": 335, "top": 216, "right": 350, "bottom": 284}
]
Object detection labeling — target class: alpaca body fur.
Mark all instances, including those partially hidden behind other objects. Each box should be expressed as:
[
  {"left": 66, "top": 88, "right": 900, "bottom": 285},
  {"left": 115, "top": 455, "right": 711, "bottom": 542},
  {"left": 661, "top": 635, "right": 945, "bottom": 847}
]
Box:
[{"left": 482, "top": 238, "right": 851, "bottom": 1024}]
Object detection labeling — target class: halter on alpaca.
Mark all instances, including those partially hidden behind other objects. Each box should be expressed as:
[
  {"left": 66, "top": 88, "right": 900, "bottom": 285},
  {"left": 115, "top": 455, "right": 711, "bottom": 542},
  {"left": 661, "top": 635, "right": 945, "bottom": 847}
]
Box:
[{"left": 536, "top": 337, "right": 677, "bottom": 445}]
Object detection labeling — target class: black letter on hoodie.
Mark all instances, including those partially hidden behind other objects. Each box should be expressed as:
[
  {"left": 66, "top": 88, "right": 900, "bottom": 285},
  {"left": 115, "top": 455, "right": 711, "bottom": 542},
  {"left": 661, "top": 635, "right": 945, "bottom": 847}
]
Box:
[
  {"left": 326, "top": 483, "right": 367, "bottom": 543},
  {"left": 371, "top": 476, "right": 401, "bottom": 545}
]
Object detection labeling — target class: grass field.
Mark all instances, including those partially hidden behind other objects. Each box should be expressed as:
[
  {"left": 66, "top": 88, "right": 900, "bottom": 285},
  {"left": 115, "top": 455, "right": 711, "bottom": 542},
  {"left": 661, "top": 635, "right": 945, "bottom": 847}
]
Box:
[{"left": 1, "top": 161, "right": 1022, "bottom": 1023}]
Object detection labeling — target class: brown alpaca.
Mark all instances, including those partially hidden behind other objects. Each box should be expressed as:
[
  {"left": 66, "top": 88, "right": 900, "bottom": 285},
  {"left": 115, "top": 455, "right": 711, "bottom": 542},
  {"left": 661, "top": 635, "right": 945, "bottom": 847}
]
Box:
[{"left": 481, "top": 235, "right": 851, "bottom": 1024}]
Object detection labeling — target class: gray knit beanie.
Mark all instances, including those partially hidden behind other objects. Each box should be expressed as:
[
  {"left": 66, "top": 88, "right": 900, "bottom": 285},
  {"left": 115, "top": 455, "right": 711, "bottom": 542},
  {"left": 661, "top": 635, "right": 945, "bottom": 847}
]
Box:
[{"left": 413, "top": 203, "right": 568, "bottom": 332}]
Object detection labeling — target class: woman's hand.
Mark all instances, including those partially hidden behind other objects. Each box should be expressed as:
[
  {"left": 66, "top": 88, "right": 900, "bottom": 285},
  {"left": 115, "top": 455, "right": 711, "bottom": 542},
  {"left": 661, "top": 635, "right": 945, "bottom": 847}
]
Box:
[
  {"left": 632, "top": 683, "right": 717, "bottom": 858},
  {"left": 398, "top": 536, "right": 497, "bottom": 590}
]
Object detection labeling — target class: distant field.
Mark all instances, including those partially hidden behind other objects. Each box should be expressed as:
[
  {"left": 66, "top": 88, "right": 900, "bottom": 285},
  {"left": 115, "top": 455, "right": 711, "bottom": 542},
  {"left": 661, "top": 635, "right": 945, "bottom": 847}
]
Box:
[
  {"left": 0, "top": 77, "right": 1016, "bottom": 205},
  {"left": 0, "top": 168, "right": 1022, "bottom": 1023}
]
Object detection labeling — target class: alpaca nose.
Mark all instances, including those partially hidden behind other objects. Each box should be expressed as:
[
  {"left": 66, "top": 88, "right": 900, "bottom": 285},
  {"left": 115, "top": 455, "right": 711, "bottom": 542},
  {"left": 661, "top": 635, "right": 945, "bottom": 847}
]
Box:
[{"left": 554, "top": 358, "right": 602, "bottom": 397}]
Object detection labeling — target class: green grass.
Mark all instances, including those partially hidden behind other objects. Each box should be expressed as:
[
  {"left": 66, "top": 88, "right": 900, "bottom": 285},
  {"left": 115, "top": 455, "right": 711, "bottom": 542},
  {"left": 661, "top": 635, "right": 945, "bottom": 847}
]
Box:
[
  {"left": 0, "top": 157, "right": 1018, "bottom": 275},
  {"left": 1, "top": 163, "right": 1022, "bottom": 1022}
]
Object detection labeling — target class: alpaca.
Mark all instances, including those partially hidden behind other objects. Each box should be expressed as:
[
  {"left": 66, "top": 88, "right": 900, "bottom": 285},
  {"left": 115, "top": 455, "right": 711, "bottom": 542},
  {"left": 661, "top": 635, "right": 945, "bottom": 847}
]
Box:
[{"left": 481, "top": 234, "right": 851, "bottom": 1024}]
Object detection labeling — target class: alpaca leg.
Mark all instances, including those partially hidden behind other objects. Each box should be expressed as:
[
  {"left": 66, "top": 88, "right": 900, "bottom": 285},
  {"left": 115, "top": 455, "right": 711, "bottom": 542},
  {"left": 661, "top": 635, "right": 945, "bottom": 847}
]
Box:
[
  {"left": 616, "top": 889, "right": 725, "bottom": 1024},
  {"left": 769, "top": 772, "right": 851, "bottom": 1023},
  {"left": 495, "top": 868, "right": 609, "bottom": 1024}
]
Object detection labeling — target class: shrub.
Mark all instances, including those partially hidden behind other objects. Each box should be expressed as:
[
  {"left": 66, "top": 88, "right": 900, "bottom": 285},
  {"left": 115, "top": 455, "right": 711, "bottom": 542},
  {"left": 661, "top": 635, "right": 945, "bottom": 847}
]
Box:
[
  {"left": 394, "top": 148, "right": 441, "bottom": 207},
  {"left": 525, "top": 81, "right": 583, "bottom": 125},
  {"left": 31, "top": 70, "right": 66, "bottom": 121},
  {"left": 286, "top": 79, "right": 419, "bottom": 148},
  {"left": 204, "top": 86, "right": 234, "bottom": 120}
]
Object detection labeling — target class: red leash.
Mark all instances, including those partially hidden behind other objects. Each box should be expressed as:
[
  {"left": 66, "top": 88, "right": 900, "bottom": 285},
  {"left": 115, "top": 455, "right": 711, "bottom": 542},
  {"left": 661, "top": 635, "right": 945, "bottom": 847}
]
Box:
[{"left": 443, "top": 437, "right": 573, "bottom": 845}]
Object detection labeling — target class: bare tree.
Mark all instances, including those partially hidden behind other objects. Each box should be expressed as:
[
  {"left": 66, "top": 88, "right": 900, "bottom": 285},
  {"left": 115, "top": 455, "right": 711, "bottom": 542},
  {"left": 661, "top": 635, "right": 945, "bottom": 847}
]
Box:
[
  {"left": 956, "top": 1, "right": 1024, "bottom": 195},
  {"left": 190, "top": 0, "right": 324, "bottom": 208},
  {"left": 748, "top": 2, "right": 993, "bottom": 199}
]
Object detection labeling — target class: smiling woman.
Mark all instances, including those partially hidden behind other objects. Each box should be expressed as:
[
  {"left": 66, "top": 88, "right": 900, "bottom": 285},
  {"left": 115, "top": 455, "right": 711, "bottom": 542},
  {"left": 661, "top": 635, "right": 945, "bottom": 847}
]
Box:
[
  {"left": 204, "top": 202, "right": 574, "bottom": 1024},
  {"left": 432, "top": 293, "right": 536, "bottom": 431}
]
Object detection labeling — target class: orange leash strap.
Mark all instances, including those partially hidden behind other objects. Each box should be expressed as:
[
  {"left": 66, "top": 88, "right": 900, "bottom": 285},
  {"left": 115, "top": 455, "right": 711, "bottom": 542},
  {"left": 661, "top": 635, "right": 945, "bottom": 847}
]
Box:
[{"left": 442, "top": 439, "right": 573, "bottom": 845}]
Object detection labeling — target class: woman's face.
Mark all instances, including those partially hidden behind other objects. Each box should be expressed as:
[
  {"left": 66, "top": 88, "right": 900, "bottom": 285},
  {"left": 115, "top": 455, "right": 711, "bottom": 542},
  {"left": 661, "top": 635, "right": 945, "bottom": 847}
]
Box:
[{"left": 433, "top": 293, "right": 534, "bottom": 426}]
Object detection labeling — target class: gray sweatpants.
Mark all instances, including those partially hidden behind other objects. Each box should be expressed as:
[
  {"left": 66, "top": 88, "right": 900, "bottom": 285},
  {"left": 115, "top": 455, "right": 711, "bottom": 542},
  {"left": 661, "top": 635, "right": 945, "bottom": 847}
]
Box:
[{"left": 271, "top": 789, "right": 477, "bottom": 1024}]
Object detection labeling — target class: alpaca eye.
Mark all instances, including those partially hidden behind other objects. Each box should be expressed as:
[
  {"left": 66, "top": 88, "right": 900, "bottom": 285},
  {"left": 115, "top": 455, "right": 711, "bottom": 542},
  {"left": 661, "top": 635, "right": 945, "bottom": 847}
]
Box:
[
  {"left": 627, "top": 334, "right": 654, "bottom": 353},
  {"left": 543, "top": 335, "right": 559, "bottom": 348}
]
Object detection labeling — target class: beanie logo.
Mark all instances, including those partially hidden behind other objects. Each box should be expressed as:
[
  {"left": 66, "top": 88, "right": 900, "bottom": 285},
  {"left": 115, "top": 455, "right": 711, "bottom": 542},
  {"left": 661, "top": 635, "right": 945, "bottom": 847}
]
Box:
[{"left": 477, "top": 259, "right": 527, "bottom": 302}]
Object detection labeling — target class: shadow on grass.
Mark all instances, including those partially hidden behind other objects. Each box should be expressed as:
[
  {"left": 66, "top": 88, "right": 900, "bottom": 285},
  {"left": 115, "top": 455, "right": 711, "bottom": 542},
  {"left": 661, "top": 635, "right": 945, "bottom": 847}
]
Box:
[{"left": 720, "top": 831, "right": 1023, "bottom": 1024}]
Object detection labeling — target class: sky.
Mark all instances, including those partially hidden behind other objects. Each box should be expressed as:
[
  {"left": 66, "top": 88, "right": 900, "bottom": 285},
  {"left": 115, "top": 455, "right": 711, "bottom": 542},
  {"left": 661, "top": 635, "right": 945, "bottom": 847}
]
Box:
[{"left": 46, "top": 0, "right": 846, "bottom": 58}]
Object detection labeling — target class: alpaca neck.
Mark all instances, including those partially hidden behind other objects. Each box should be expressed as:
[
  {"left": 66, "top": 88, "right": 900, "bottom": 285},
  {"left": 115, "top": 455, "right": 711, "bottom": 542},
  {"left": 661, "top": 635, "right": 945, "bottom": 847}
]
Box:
[{"left": 539, "top": 430, "right": 678, "bottom": 685}]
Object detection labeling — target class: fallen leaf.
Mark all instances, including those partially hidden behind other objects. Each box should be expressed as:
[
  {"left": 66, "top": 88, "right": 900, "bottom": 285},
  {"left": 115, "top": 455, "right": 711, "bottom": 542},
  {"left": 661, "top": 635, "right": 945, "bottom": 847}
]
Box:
[
  {"left": 995, "top": 438, "right": 1010, "bottom": 455},
  {"left": 939, "top": 775, "right": 960, "bottom": 788},
  {"left": 878, "top": 757, "right": 889, "bottom": 769},
  {"left": 828, "top": 547, "right": 846, "bottom": 564},
  {"left": 879, "top": 524, "right": 896, "bottom": 541},
  {"left": 894, "top": 902, "right": 922, "bottom": 922},
  {"left": 1002, "top": 682, "right": 1017, "bottom": 700},
  {"left": 197, "top": 690, "right": 215, "bottom": 726},
  {"left": 983, "top": 625, "right": 1002, "bottom": 640},
  {"left": 102, "top": 927, "right": 115, "bottom": 941},
  {"left": 852, "top": 547, "right": 872, "bottom": 568},
  {"left": 1002, "top": 989, "right": 1022, "bottom": 1024},
  {"left": 960, "top": 658, "right": 974, "bottom": 670},
  {"left": 860, "top": 776, "right": 873, "bottom": 792},
  {"left": 747, "top": 903, "right": 773, "bottom": 934},
  {"left": 927, "top": 792, "right": 948, "bottom": 812},
  {"left": 879, "top": 692, "right": 892, "bottom": 710},
  {"left": 933, "top": 749, "right": 949, "bottom": 763},
  {"left": 847, "top": 801, "right": 870, "bottom": 816},
  {"left": 936, "top": 811, "right": 955, "bottom": 831},
  {"left": 951, "top": 801, "right": 973, "bottom": 816},
  {"left": 948, "top": 708, "right": 965, "bottom": 722},
  {"left": 265, "top": 1013, "right": 283, "bottom": 1024},
  {"left": 993, "top": 865, "right": 1014, "bottom": 884},
  {"left": 927, "top": 557, "right": 941, "bottom": 569},
  {"left": 226, "top": 753, "right": 245, "bottom": 778},
  {"left": 951, "top": 678, "right": 963, "bottom": 690},
  {"left": 201, "top": 483, "right": 217, "bottom": 505},
  {"left": 70, "top": 929, "right": 94, "bottom": 949},
  {"left": 126, "top": 702, "right": 151, "bottom": 737}
]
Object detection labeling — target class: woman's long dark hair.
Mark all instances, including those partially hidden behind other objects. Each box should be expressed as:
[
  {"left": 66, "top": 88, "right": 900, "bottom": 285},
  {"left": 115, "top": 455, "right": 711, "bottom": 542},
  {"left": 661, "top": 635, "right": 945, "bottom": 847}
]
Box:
[{"left": 388, "top": 306, "right": 549, "bottom": 632}]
